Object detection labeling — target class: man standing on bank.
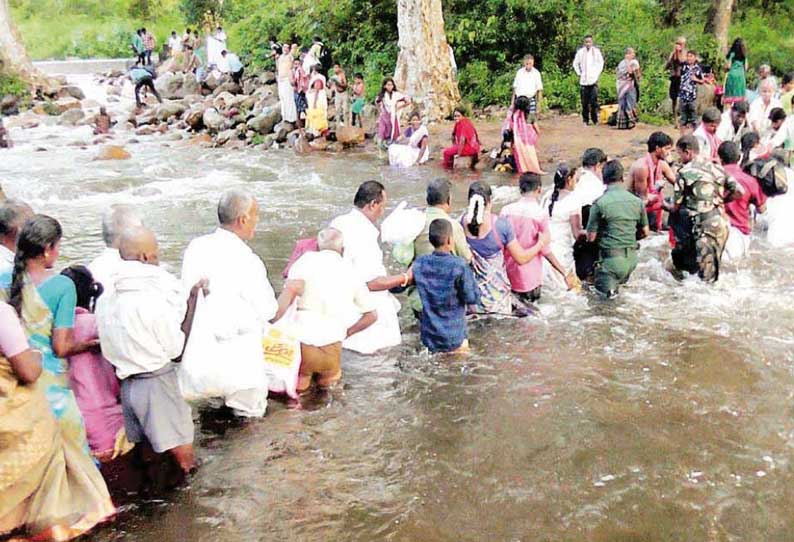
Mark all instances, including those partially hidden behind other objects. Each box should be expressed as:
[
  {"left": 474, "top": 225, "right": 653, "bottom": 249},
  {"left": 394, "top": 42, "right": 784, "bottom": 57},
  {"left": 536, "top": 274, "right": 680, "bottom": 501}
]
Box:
[
  {"left": 586, "top": 160, "right": 649, "bottom": 297},
  {"left": 573, "top": 35, "right": 605, "bottom": 126}
]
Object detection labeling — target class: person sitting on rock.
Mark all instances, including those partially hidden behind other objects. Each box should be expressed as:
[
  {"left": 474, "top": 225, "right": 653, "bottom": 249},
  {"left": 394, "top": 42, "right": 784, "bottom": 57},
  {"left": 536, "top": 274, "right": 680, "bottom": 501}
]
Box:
[
  {"left": 129, "top": 65, "right": 162, "bottom": 109},
  {"left": 93, "top": 107, "right": 113, "bottom": 135}
]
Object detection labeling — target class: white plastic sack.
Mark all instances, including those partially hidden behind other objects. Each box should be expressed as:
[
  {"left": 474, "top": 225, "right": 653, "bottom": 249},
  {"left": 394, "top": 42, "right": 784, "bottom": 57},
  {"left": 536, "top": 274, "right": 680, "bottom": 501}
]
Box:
[
  {"left": 380, "top": 201, "right": 426, "bottom": 245},
  {"left": 262, "top": 304, "right": 302, "bottom": 399},
  {"left": 178, "top": 292, "right": 269, "bottom": 406}
]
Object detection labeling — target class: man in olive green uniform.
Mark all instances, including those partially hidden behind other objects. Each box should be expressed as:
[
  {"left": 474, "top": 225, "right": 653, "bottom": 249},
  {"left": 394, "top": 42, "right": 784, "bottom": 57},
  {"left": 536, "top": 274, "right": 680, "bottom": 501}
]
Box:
[
  {"left": 407, "top": 178, "right": 472, "bottom": 317},
  {"left": 670, "top": 135, "right": 743, "bottom": 282},
  {"left": 586, "top": 160, "right": 649, "bottom": 297}
]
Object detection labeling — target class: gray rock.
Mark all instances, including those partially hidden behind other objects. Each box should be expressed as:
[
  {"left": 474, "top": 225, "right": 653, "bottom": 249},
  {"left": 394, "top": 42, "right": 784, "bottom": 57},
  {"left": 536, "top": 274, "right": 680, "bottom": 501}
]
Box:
[
  {"left": 273, "top": 120, "right": 295, "bottom": 143},
  {"left": 246, "top": 105, "right": 282, "bottom": 134},
  {"left": 58, "top": 108, "right": 85, "bottom": 126},
  {"left": 1, "top": 95, "right": 19, "bottom": 116},
  {"left": 183, "top": 107, "right": 205, "bottom": 130},
  {"left": 212, "top": 82, "right": 241, "bottom": 97},
  {"left": 216, "top": 128, "right": 238, "bottom": 145},
  {"left": 182, "top": 75, "right": 201, "bottom": 97},
  {"left": 260, "top": 71, "right": 276, "bottom": 85},
  {"left": 242, "top": 77, "right": 260, "bottom": 95},
  {"left": 155, "top": 101, "right": 187, "bottom": 121},
  {"left": 204, "top": 73, "right": 222, "bottom": 91},
  {"left": 58, "top": 85, "right": 86, "bottom": 100},
  {"left": 155, "top": 72, "right": 186, "bottom": 100},
  {"left": 202, "top": 107, "right": 225, "bottom": 133}
]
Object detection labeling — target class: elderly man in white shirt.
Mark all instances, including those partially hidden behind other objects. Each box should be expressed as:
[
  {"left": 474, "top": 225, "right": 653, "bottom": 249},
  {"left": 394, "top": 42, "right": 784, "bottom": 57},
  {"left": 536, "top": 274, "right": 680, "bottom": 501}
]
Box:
[
  {"left": 512, "top": 54, "right": 543, "bottom": 115},
  {"left": 180, "top": 189, "right": 281, "bottom": 417},
  {"left": 0, "top": 200, "right": 33, "bottom": 274},
  {"left": 749, "top": 78, "right": 782, "bottom": 134},
  {"left": 285, "top": 228, "right": 377, "bottom": 392},
  {"left": 717, "top": 101, "right": 750, "bottom": 144},
  {"left": 167, "top": 31, "right": 182, "bottom": 54},
  {"left": 573, "top": 35, "right": 605, "bottom": 126},
  {"left": 88, "top": 205, "right": 143, "bottom": 293},
  {"left": 97, "top": 227, "right": 203, "bottom": 475},
  {"left": 330, "top": 180, "right": 407, "bottom": 355}
]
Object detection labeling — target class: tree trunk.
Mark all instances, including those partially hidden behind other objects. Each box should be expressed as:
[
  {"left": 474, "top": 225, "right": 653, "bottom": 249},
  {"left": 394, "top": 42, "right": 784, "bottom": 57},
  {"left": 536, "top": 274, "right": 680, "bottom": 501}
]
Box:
[
  {"left": 0, "top": 0, "right": 50, "bottom": 87},
  {"left": 394, "top": 0, "right": 460, "bottom": 121},
  {"left": 704, "top": 0, "right": 734, "bottom": 54}
]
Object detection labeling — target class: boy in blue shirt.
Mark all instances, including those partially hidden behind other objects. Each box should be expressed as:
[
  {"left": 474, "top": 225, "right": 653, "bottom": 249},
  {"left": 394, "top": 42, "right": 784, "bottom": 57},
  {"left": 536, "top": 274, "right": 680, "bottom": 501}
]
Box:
[{"left": 412, "top": 219, "right": 479, "bottom": 353}]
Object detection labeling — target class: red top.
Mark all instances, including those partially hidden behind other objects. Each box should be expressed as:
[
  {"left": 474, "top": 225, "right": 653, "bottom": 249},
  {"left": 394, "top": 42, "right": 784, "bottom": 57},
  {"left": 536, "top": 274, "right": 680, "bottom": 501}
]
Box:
[
  {"left": 724, "top": 164, "right": 766, "bottom": 235},
  {"left": 453, "top": 117, "right": 480, "bottom": 155}
]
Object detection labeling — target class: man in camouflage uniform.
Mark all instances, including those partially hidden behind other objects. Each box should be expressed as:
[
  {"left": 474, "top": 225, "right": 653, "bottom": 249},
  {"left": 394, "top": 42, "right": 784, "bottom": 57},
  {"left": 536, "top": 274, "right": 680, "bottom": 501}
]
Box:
[{"left": 670, "top": 135, "right": 744, "bottom": 281}]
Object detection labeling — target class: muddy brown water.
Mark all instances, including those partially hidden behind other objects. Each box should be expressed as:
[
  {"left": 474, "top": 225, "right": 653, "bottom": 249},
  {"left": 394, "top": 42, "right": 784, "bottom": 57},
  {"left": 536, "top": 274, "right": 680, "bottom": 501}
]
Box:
[{"left": 3, "top": 78, "right": 794, "bottom": 541}]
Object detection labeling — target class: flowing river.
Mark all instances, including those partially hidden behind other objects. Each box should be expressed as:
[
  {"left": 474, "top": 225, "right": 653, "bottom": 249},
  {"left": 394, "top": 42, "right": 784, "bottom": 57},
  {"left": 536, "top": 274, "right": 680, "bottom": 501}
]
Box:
[{"left": 3, "top": 73, "right": 794, "bottom": 541}]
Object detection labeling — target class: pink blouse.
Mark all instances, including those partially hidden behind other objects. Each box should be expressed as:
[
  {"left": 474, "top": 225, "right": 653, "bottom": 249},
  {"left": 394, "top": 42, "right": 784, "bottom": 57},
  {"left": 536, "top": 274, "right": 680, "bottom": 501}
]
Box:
[{"left": 0, "top": 302, "right": 29, "bottom": 358}]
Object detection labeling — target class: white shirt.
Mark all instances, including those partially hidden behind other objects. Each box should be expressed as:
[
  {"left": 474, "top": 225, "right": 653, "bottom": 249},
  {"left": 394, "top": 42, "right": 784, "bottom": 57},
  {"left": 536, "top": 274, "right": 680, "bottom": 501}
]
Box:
[
  {"left": 168, "top": 36, "right": 182, "bottom": 53},
  {"left": 513, "top": 67, "right": 543, "bottom": 99},
  {"left": 97, "top": 260, "right": 187, "bottom": 379},
  {"left": 749, "top": 96, "right": 783, "bottom": 133},
  {"left": 573, "top": 46, "right": 604, "bottom": 86},
  {"left": 181, "top": 228, "right": 277, "bottom": 340},
  {"left": 88, "top": 247, "right": 123, "bottom": 294},
  {"left": 0, "top": 245, "right": 13, "bottom": 274},
  {"left": 716, "top": 110, "right": 747, "bottom": 143},
  {"left": 330, "top": 208, "right": 401, "bottom": 354},
  {"left": 764, "top": 116, "right": 794, "bottom": 149},
  {"left": 573, "top": 169, "right": 606, "bottom": 207},
  {"left": 288, "top": 250, "right": 376, "bottom": 347}
]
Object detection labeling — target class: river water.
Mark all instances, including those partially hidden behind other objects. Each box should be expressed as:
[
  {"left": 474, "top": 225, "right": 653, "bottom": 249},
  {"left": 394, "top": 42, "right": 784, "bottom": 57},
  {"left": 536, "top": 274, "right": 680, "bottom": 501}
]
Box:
[{"left": 3, "top": 75, "right": 794, "bottom": 541}]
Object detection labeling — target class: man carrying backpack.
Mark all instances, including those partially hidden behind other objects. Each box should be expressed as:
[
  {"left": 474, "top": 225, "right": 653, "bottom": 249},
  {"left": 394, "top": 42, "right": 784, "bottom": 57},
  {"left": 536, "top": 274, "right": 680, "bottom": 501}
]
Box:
[
  {"left": 718, "top": 141, "right": 767, "bottom": 263},
  {"left": 669, "top": 135, "right": 743, "bottom": 282}
]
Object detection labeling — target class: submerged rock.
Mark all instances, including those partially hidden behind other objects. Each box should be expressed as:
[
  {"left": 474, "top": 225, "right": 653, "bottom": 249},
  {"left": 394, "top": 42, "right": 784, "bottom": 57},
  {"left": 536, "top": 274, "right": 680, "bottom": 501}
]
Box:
[
  {"left": 58, "top": 85, "right": 86, "bottom": 100},
  {"left": 54, "top": 97, "right": 81, "bottom": 113},
  {"left": 58, "top": 108, "right": 85, "bottom": 126},
  {"left": 156, "top": 101, "right": 187, "bottom": 121},
  {"left": 94, "top": 145, "right": 131, "bottom": 160},
  {"left": 336, "top": 126, "right": 365, "bottom": 146}
]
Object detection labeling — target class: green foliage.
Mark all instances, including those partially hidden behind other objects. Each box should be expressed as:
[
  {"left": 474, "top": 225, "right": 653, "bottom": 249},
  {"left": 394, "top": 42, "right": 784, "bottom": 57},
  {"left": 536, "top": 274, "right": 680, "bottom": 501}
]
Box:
[
  {"left": 179, "top": 0, "right": 225, "bottom": 27},
  {"left": 0, "top": 74, "right": 28, "bottom": 99}
]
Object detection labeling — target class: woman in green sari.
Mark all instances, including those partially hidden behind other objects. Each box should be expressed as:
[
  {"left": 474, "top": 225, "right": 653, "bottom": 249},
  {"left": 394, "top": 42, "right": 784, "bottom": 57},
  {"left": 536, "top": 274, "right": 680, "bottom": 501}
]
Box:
[{"left": 724, "top": 38, "right": 748, "bottom": 106}]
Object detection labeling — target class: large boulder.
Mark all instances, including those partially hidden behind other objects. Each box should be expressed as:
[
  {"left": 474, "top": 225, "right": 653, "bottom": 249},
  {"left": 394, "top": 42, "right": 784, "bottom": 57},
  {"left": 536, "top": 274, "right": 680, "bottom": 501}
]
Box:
[
  {"left": 94, "top": 145, "right": 131, "bottom": 160},
  {"left": 156, "top": 101, "right": 187, "bottom": 121},
  {"left": 58, "top": 108, "right": 86, "bottom": 126},
  {"left": 260, "top": 71, "right": 276, "bottom": 85},
  {"left": 58, "top": 85, "right": 85, "bottom": 100},
  {"left": 184, "top": 106, "right": 205, "bottom": 130},
  {"left": 242, "top": 77, "right": 260, "bottom": 96},
  {"left": 212, "top": 82, "right": 241, "bottom": 97},
  {"left": 204, "top": 73, "right": 223, "bottom": 91},
  {"left": 182, "top": 76, "right": 201, "bottom": 97},
  {"left": 246, "top": 106, "right": 282, "bottom": 135},
  {"left": 213, "top": 91, "right": 238, "bottom": 109},
  {"left": 54, "top": 97, "right": 81, "bottom": 114},
  {"left": 155, "top": 72, "right": 186, "bottom": 100},
  {"left": 336, "top": 126, "right": 365, "bottom": 146},
  {"left": 216, "top": 128, "right": 238, "bottom": 146},
  {"left": 202, "top": 107, "right": 225, "bottom": 133}
]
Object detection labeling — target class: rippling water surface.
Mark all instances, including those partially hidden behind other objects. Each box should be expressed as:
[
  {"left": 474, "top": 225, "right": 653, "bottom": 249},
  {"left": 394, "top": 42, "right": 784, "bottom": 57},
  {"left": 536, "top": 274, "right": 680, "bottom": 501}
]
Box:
[{"left": 3, "top": 75, "right": 794, "bottom": 542}]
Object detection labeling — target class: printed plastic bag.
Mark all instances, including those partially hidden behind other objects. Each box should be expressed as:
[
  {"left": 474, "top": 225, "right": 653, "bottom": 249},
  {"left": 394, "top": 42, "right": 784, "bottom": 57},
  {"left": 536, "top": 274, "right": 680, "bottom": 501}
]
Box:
[
  {"left": 381, "top": 201, "right": 426, "bottom": 245},
  {"left": 262, "top": 304, "right": 301, "bottom": 399}
]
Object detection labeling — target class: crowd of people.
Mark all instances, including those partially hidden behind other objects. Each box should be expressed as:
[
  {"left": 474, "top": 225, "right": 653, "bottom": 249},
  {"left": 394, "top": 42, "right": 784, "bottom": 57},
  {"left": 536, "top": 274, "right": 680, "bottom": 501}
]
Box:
[{"left": 2, "top": 28, "right": 794, "bottom": 541}]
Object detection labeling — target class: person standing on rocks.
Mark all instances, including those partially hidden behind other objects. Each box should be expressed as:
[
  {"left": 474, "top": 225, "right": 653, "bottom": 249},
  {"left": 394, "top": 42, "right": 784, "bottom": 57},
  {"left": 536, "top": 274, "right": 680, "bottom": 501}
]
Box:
[
  {"left": 330, "top": 64, "right": 350, "bottom": 127},
  {"left": 292, "top": 57, "right": 309, "bottom": 130},
  {"left": 0, "top": 118, "right": 12, "bottom": 149},
  {"left": 512, "top": 54, "right": 543, "bottom": 115},
  {"left": 572, "top": 35, "right": 604, "bottom": 126},
  {"left": 129, "top": 65, "right": 162, "bottom": 108},
  {"left": 143, "top": 28, "right": 156, "bottom": 66},
  {"left": 132, "top": 28, "right": 145, "bottom": 65},
  {"left": 277, "top": 44, "right": 297, "bottom": 124}
]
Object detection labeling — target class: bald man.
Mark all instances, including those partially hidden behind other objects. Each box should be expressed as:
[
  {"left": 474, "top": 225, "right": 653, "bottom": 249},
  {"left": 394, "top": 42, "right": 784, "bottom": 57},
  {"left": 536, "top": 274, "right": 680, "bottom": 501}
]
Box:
[
  {"left": 97, "top": 227, "right": 206, "bottom": 476},
  {"left": 180, "top": 189, "right": 278, "bottom": 417},
  {"left": 89, "top": 204, "right": 144, "bottom": 294},
  {"left": 285, "top": 228, "right": 377, "bottom": 392}
]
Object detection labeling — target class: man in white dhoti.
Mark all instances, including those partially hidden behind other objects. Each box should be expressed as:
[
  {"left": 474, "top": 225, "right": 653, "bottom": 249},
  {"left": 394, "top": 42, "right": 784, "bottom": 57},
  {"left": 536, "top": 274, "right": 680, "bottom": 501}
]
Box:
[
  {"left": 180, "top": 189, "right": 278, "bottom": 417},
  {"left": 329, "top": 181, "right": 407, "bottom": 354},
  {"left": 285, "top": 228, "right": 377, "bottom": 392},
  {"left": 89, "top": 205, "right": 143, "bottom": 293},
  {"left": 276, "top": 44, "right": 297, "bottom": 123}
]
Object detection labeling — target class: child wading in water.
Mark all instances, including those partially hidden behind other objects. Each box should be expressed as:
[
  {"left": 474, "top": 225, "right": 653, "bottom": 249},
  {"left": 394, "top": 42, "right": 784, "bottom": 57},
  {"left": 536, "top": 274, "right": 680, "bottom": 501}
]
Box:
[
  {"left": 351, "top": 73, "right": 366, "bottom": 128},
  {"left": 412, "top": 219, "right": 479, "bottom": 354}
]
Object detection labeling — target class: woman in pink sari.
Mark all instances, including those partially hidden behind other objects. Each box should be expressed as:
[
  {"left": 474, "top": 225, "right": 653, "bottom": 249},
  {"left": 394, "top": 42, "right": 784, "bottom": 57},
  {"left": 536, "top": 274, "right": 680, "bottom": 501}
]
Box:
[
  {"left": 61, "top": 265, "right": 127, "bottom": 463},
  {"left": 510, "top": 95, "right": 543, "bottom": 174},
  {"left": 442, "top": 107, "right": 481, "bottom": 169}
]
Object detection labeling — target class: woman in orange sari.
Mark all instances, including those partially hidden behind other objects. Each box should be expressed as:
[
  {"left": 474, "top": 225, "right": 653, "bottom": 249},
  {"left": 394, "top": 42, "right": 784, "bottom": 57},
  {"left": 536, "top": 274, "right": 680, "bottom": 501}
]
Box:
[
  {"left": 510, "top": 95, "right": 544, "bottom": 174},
  {"left": 442, "top": 107, "right": 481, "bottom": 169}
]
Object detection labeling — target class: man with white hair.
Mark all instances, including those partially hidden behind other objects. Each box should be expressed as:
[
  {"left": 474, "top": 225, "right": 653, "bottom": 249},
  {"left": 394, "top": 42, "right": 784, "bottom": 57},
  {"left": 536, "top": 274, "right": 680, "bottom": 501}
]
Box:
[
  {"left": 749, "top": 78, "right": 782, "bottom": 134},
  {"left": 180, "top": 189, "right": 280, "bottom": 417},
  {"left": 0, "top": 200, "right": 33, "bottom": 273},
  {"left": 89, "top": 204, "right": 143, "bottom": 290},
  {"left": 285, "top": 227, "right": 377, "bottom": 392}
]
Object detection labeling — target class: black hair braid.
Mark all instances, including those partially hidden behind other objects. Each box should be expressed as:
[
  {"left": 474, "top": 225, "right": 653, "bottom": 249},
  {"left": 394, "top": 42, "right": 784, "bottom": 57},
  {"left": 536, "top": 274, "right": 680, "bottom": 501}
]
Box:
[
  {"left": 468, "top": 198, "right": 482, "bottom": 237},
  {"left": 548, "top": 185, "right": 562, "bottom": 218},
  {"left": 549, "top": 164, "right": 572, "bottom": 217},
  {"left": 8, "top": 250, "right": 28, "bottom": 316}
]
